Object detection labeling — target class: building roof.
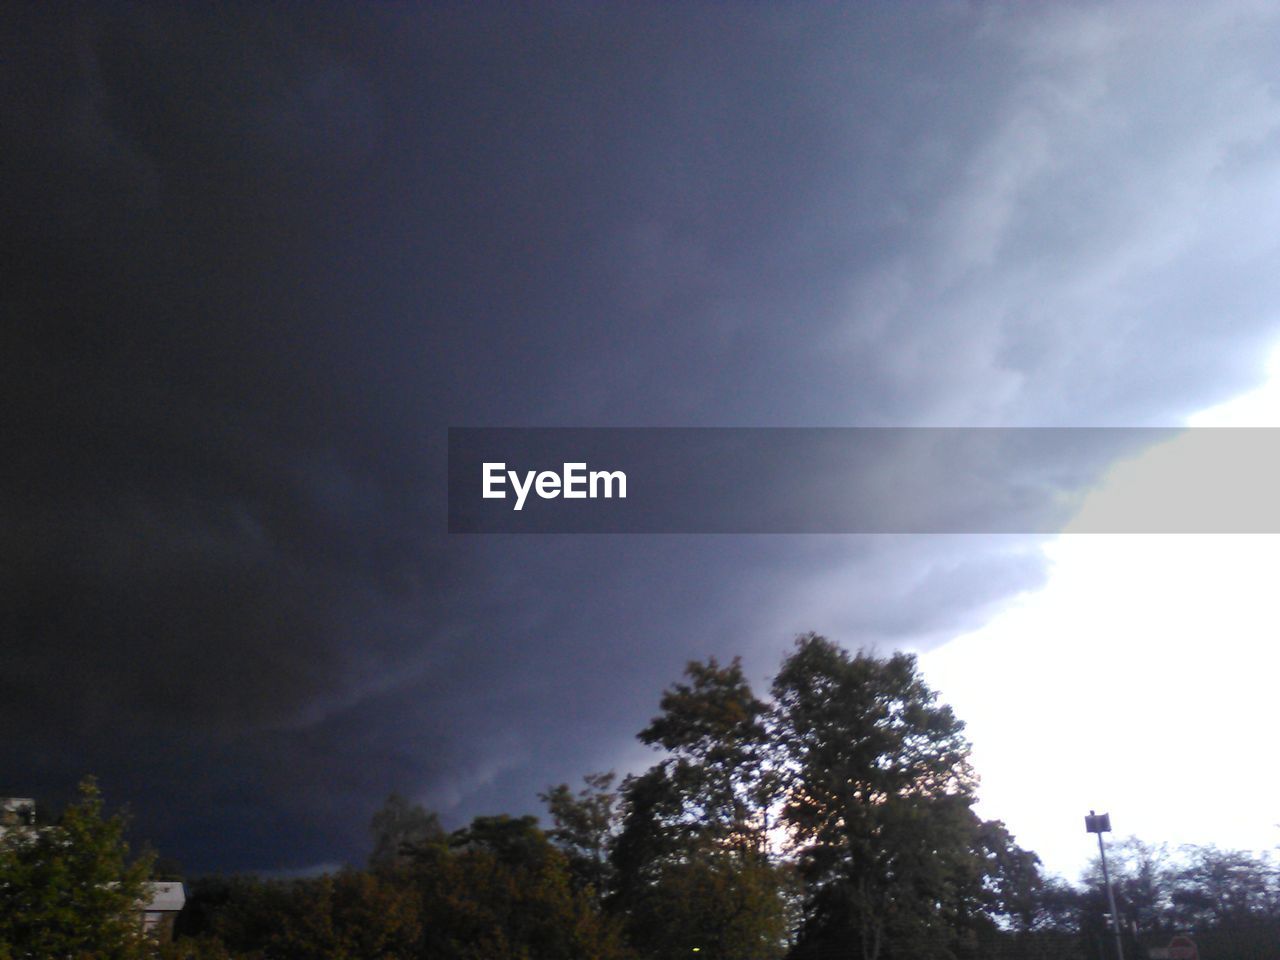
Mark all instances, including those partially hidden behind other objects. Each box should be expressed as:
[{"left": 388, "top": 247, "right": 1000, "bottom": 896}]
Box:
[{"left": 144, "top": 881, "right": 187, "bottom": 913}]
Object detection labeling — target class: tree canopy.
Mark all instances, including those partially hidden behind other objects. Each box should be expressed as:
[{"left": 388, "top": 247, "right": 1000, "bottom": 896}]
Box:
[
  {"left": 15, "top": 635, "right": 1277, "bottom": 960},
  {"left": 772, "top": 634, "right": 1014, "bottom": 960},
  {"left": 0, "top": 777, "right": 154, "bottom": 960},
  {"left": 611, "top": 657, "right": 792, "bottom": 960}
]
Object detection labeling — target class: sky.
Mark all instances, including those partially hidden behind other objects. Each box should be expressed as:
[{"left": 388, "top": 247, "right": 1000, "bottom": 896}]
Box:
[
  {"left": 921, "top": 352, "right": 1280, "bottom": 879},
  {"left": 4, "top": 3, "right": 1280, "bottom": 879}
]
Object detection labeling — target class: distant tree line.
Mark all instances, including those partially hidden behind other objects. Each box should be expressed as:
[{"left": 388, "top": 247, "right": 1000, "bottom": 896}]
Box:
[{"left": 3, "top": 634, "right": 1278, "bottom": 959}]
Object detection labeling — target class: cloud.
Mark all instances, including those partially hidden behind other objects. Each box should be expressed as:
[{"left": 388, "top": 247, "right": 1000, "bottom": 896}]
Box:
[{"left": 4, "top": 3, "right": 1280, "bottom": 871}]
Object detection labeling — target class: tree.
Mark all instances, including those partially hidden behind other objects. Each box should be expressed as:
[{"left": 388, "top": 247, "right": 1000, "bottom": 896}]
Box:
[
  {"left": 173, "top": 874, "right": 295, "bottom": 952},
  {"left": 177, "top": 871, "right": 421, "bottom": 960},
  {"left": 368, "top": 793, "right": 445, "bottom": 874},
  {"left": 975, "top": 819, "right": 1050, "bottom": 933},
  {"left": 541, "top": 772, "right": 619, "bottom": 898},
  {"left": 612, "top": 658, "right": 792, "bottom": 960},
  {"left": 637, "top": 658, "right": 779, "bottom": 853},
  {"left": 1168, "top": 844, "right": 1277, "bottom": 927},
  {"left": 771, "top": 634, "right": 996, "bottom": 960},
  {"left": 0, "top": 776, "right": 155, "bottom": 959},
  {"left": 413, "top": 814, "right": 632, "bottom": 960},
  {"left": 263, "top": 871, "right": 422, "bottom": 960},
  {"left": 1078, "top": 835, "right": 1173, "bottom": 946},
  {"left": 615, "top": 852, "right": 793, "bottom": 960}
]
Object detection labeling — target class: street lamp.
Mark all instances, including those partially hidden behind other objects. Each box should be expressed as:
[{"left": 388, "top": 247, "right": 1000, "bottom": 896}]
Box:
[{"left": 1085, "top": 810, "right": 1124, "bottom": 960}]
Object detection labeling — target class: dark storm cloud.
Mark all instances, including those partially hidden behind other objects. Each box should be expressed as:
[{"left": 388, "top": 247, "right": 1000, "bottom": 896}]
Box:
[{"left": 5, "top": 3, "right": 1280, "bottom": 871}]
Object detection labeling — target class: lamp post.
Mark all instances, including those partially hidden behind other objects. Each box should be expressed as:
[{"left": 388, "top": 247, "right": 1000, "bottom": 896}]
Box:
[{"left": 1085, "top": 810, "right": 1124, "bottom": 960}]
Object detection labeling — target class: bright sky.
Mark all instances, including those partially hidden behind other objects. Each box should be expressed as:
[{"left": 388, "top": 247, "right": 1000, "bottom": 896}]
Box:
[{"left": 919, "top": 349, "right": 1280, "bottom": 881}]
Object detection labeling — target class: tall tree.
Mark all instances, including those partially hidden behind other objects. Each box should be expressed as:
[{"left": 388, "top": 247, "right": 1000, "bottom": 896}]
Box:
[
  {"left": 771, "top": 634, "right": 990, "bottom": 960},
  {"left": 613, "top": 657, "right": 792, "bottom": 960},
  {"left": 638, "top": 658, "right": 779, "bottom": 852}
]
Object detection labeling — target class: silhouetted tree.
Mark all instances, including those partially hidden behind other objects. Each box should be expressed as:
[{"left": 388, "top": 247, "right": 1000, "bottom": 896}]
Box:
[
  {"left": 177, "top": 871, "right": 420, "bottom": 959},
  {"left": 772, "top": 634, "right": 1011, "bottom": 960},
  {"left": 541, "top": 771, "right": 620, "bottom": 898},
  {"left": 976, "top": 819, "right": 1051, "bottom": 932},
  {"left": 1169, "top": 844, "right": 1277, "bottom": 927},
  {"left": 369, "top": 792, "right": 445, "bottom": 874},
  {"left": 613, "top": 657, "right": 792, "bottom": 960},
  {"left": 413, "top": 814, "right": 632, "bottom": 960}
]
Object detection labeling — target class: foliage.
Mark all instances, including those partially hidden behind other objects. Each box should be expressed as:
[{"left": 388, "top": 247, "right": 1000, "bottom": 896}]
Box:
[
  {"left": 771, "top": 634, "right": 1020, "bottom": 960},
  {"left": 619, "top": 850, "right": 795, "bottom": 960},
  {"left": 271, "top": 871, "right": 422, "bottom": 960},
  {"left": 613, "top": 657, "right": 792, "bottom": 960},
  {"left": 0, "top": 776, "right": 155, "bottom": 960},
  {"left": 1078, "top": 836, "right": 1280, "bottom": 957},
  {"left": 1168, "top": 843, "right": 1278, "bottom": 927},
  {"left": 638, "top": 657, "right": 779, "bottom": 852},
  {"left": 974, "top": 819, "right": 1050, "bottom": 931},
  {"left": 23, "top": 637, "right": 1280, "bottom": 960},
  {"left": 413, "top": 814, "right": 632, "bottom": 960},
  {"left": 541, "top": 772, "right": 619, "bottom": 898},
  {"left": 177, "top": 813, "right": 630, "bottom": 960},
  {"left": 178, "top": 871, "right": 421, "bottom": 959},
  {"left": 368, "top": 793, "right": 445, "bottom": 874},
  {"left": 157, "top": 934, "right": 238, "bottom": 960}
]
